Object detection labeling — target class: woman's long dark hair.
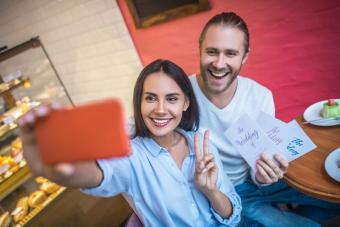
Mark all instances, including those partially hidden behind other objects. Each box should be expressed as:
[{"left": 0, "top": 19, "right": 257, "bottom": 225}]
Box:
[{"left": 133, "top": 59, "right": 199, "bottom": 138}]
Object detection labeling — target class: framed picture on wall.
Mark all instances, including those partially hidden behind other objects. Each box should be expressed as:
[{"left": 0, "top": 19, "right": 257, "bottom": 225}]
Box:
[{"left": 126, "top": 0, "right": 211, "bottom": 28}]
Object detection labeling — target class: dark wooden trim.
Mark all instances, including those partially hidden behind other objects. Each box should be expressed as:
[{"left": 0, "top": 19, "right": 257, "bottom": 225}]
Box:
[
  {"left": 126, "top": 0, "right": 211, "bottom": 28},
  {"left": 0, "top": 37, "right": 41, "bottom": 63},
  {"left": 0, "top": 46, "right": 8, "bottom": 53}
]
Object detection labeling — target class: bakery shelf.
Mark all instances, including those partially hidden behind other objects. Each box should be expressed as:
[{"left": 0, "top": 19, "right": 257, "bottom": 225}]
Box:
[
  {"left": 2, "top": 101, "right": 40, "bottom": 122},
  {"left": 18, "top": 187, "right": 66, "bottom": 226},
  {"left": 0, "top": 143, "right": 12, "bottom": 156},
  {"left": 0, "top": 101, "right": 40, "bottom": 141},
  {"left": 0, "top": 164, "right": 31, "bottom": 201},
  {"left": 0, "top": 76, "right": 29, "bottom": 96},
  {"left": 0, "top": 123, "right": 18, "bottom": 141}
]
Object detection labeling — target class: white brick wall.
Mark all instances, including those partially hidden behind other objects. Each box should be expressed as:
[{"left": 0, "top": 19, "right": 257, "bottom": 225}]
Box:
[{"left": 0, "top": 0, "right": 142, "bottom": 116}]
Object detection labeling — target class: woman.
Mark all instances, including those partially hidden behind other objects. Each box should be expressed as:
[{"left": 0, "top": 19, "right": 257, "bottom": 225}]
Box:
[{"left": 18, "top": 59, "right": 241, "bottom": 226}]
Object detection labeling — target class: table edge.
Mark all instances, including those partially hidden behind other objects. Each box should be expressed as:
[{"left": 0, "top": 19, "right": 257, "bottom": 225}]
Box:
[{"left": 284, "top": 175, "right": 340, "bottom": 204}]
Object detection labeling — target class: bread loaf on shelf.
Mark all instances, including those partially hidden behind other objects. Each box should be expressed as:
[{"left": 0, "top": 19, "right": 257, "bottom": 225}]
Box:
[
  {"left": 40, "top": 181, "right": 60, "bottom": 194},
  {"left": 12, "top": 196, "right": 29, "bottom": 222},
  {"left": 35, "top": 176, "right": 48, "bottom": 184},
  {"left": 28, "top": 190, "right": 47, "bottom": 208},
  {"left": 0, "top": 212, "right": 11, "bottom": 227}
]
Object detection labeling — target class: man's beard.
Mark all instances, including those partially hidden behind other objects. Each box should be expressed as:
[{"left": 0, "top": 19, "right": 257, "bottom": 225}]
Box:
[{"left": 200, "top": 65, "right": 239, "bottom": 95}]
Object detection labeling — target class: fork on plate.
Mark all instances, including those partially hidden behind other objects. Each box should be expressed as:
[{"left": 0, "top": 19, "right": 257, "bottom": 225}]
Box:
[{"left": 303, "top": 116, "right": 340, "bottom": 124}]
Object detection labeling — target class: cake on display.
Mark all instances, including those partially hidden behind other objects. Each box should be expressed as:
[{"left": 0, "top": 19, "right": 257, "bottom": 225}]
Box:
[{"left": 321, "top": 99, "right": 340, "bottom": 118}]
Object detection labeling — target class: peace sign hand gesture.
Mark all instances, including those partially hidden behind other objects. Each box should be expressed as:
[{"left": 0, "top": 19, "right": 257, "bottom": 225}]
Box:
[{"left": 194, "top": 130, "right": 218, "bottom": 195}]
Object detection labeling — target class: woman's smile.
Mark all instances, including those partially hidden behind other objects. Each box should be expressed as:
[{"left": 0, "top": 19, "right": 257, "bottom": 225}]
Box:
[{"left": 150, "top": 117, "right": 173, "bottom": 127}]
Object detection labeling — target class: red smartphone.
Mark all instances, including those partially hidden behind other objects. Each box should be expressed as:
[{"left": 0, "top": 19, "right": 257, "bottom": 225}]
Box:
[{"left": 35, "top": 99, "right": 131, "bottom": 164}]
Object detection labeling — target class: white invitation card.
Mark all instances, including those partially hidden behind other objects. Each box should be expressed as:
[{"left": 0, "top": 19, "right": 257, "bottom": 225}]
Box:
[
  {"left": 225, "top": 112, "right": 316, "bottom": 170},
  {"left": 224, "top": 114, "right": 278, "bottom": 171}
]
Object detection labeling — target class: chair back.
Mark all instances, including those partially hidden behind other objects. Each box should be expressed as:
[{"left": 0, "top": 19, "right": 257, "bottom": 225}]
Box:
[{"left": 125, "top": 212, "right": 143, "bottom": 227}]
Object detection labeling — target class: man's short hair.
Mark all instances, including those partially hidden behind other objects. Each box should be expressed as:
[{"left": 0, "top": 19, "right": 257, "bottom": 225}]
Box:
[{"left": 199, "top": 12, "right": 250, "bottom": 53}]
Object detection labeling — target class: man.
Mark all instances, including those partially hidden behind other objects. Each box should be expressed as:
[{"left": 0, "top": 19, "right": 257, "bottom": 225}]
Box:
[{"left": 190, "top": 12, "right": 339, "bottom": 227}]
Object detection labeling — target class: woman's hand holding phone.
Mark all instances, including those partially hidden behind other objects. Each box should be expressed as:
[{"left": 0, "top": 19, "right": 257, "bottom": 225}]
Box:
[{"left": 18, "top": 104, "right": 103, "bottom": 188}]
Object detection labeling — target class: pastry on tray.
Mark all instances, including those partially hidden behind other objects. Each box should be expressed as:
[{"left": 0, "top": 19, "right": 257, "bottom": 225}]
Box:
[
  {"left": 0, "top": 212, "right": 11, "bottom": 227},
  {"left": 28, "top": 190, "right": 47, "bottom": 208},
  {"left": 40, "top": 181, "right": 60, "bottom": 194},
  {"left": 12, "top": 196, "right": 29, "bottom": 222}
]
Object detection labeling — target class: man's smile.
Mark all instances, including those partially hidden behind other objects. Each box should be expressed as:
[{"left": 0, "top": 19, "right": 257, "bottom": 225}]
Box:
[{"left": 208, "top": 69, "right": 230, "bottom": 79}]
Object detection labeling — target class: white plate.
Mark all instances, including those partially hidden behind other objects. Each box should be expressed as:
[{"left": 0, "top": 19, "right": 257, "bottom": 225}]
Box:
[
  {"left": 324, "top": 148, "right": 340, "bottom": 182},
  {"left": 303, "top": 99, "right": 340, "bottom": 126}
]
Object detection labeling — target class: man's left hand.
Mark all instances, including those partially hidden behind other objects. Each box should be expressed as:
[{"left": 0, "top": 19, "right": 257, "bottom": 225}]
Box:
[{"left": 255, "top": 153, "right": 289, "bottom": 184}]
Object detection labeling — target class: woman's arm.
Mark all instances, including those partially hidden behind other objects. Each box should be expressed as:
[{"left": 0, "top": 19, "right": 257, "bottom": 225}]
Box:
[
  {"left": 41, "top": 161, "right": 103, "bottom": 188},
  {"left": 204, "top": 189, "right": 233, "bottom": 218},
  {"left": 194, "top": 131, "right": 233, "bottom": 218}
]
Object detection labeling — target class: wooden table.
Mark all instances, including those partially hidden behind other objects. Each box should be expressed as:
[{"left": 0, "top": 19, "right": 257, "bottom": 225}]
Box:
[{"left": 284, "top": 116, "right": 340, "bottom": 203}]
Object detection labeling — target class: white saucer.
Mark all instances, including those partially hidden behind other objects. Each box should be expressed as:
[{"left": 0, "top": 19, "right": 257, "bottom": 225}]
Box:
[
  {"left": 303, "top": 99, "right": 340, "bottom": 126},
  {"left": 324, "top": 148, "right": 340, "bottom": 182}
]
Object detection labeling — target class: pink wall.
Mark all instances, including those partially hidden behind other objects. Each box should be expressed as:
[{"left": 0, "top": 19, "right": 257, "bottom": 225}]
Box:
[{"left": 118, "top": 0, "right": 340, "bottom": 122}]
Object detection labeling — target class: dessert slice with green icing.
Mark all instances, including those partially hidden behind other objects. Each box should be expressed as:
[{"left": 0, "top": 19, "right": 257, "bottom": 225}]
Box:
[{"left": 321, "top": 99, "right": 340, "bottom": 118}]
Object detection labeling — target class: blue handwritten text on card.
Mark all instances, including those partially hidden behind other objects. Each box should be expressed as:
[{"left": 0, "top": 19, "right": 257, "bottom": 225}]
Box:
[{"left": 287, "top": 138, "right": 304, "bottom": 156}]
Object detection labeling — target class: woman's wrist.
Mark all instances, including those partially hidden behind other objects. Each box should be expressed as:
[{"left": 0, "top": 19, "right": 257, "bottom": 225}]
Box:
[
  {"left": 204, "top": 189, "right": 233, "bottom": 219},
  {"left": 202, "top": 187, "right": 220, "bottom": 200}
]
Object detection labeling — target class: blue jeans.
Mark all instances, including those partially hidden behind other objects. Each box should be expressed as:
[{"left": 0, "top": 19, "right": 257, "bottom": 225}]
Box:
[{"left": 235, "top": 179, "right": 340, "bottom": 227}]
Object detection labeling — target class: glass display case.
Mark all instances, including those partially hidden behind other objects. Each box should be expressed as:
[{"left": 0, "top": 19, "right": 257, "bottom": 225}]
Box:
[{"left": 0, "top": 37, "right": 72, "bottom": 226}]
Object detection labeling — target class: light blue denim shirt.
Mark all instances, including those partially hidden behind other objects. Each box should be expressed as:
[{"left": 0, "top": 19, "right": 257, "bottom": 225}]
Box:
[{"left": 82, "top": 129, "right": 241, "bottom": 227}]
